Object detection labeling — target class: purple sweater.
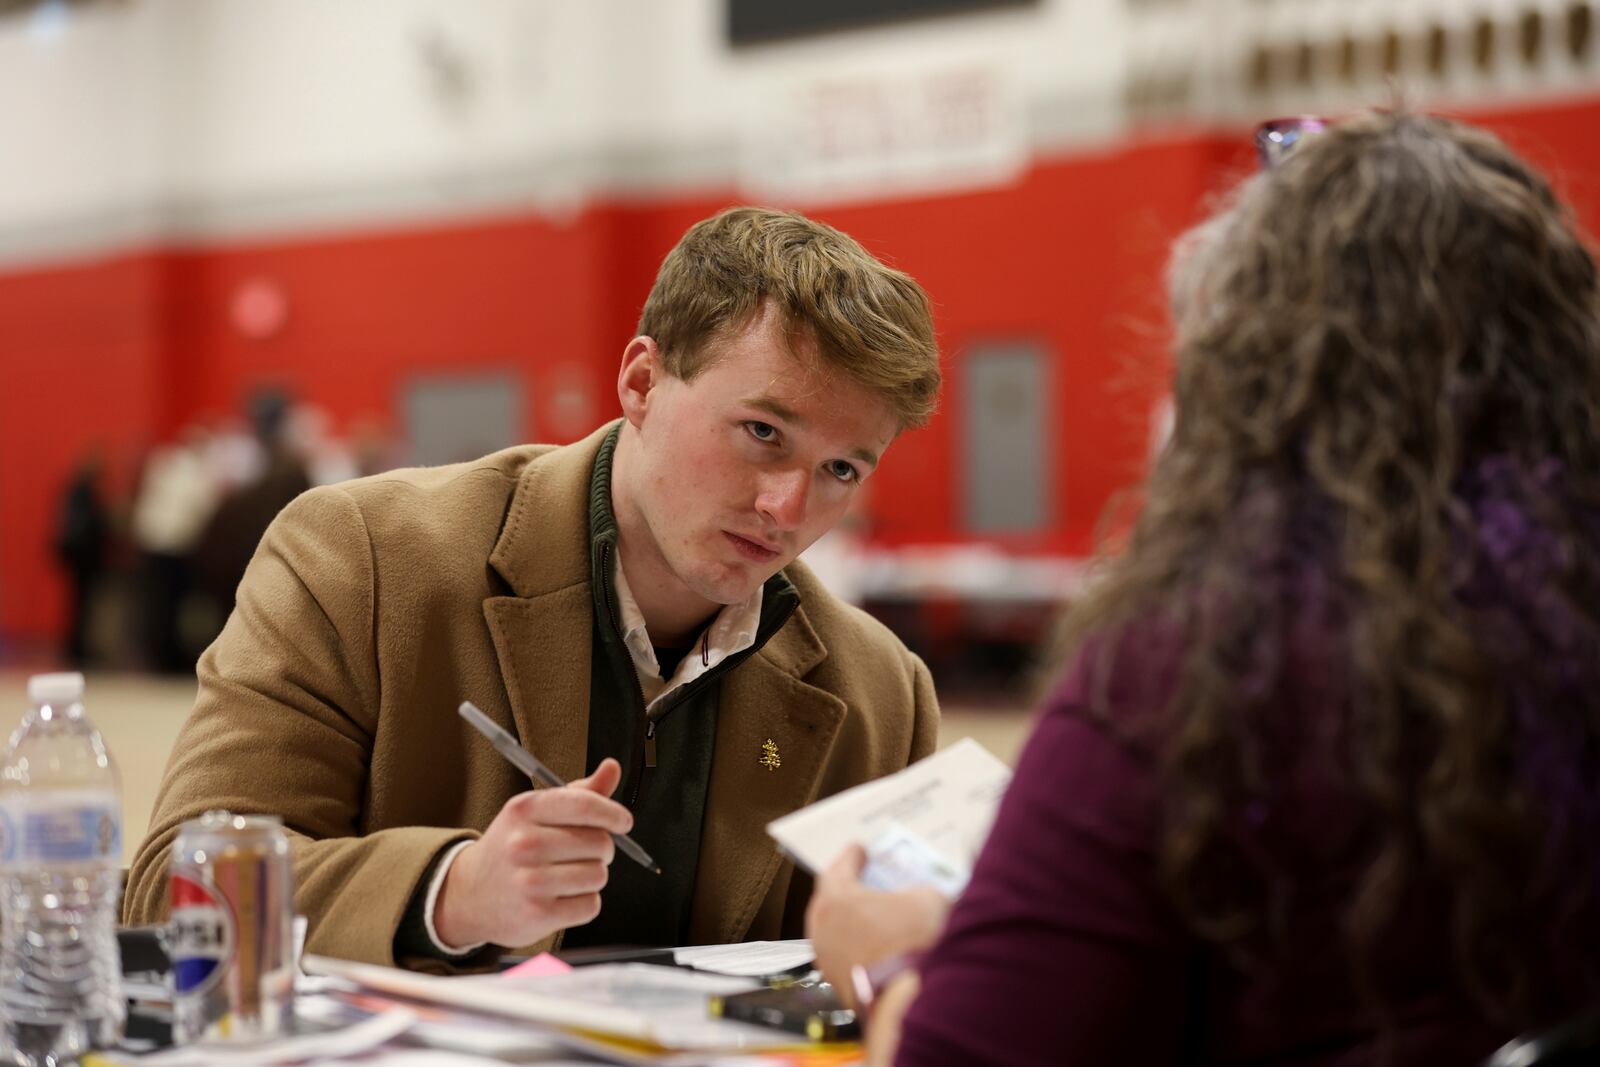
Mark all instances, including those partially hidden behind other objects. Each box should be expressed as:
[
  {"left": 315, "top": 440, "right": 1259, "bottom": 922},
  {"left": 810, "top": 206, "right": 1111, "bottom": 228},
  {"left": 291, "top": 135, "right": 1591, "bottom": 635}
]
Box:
[
  {"left": 896, "top": 462, "right": 1600, "bottom": 1065},
  {"left": 895, "top": 461, "right": 1600, "bottom": 1065},
  {"left": 895, "top": 656, "right": 1507, "bottom": 1066}
]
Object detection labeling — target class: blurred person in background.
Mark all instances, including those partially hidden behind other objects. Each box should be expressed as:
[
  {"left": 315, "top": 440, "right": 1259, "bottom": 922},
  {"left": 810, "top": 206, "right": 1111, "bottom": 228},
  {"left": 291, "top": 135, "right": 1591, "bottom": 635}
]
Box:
[
  {"left": 203, "top": 413, "right": 267, "bottom": 490},
  {"left": 194, "top": 388, "right": 311, "bottom": 623},
  {"left": 124, "top": 207, "right": 943, "bottom": 970},
  {"left": 808, "top": 111, "right": 1600, "bottom": 1064},
  {"left": 52, "top": 447, "right": 110, "bottom": 667},
  {"left": 289, "top": 402, "right": 363, "bottom": 487},
  {"left": 130, "top": 427, "right": 218, "bottom": 673},
  {"left": 347, "top": 415, "right": 397, "bottom": 479}
]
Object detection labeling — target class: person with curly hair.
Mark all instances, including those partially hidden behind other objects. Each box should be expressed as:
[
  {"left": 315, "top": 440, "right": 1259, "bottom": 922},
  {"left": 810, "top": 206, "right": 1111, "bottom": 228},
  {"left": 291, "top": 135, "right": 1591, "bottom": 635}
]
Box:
[{"left": 808, "top": 110, "right": 1600, "bottom": 1064}]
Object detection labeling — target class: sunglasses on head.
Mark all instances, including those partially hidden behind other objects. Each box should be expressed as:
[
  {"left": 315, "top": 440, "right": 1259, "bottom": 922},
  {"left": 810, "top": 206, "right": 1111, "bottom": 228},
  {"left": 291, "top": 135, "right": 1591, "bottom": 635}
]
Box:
[{"left": 1254, "top": 116, "right": 1330, "bottom": 168}]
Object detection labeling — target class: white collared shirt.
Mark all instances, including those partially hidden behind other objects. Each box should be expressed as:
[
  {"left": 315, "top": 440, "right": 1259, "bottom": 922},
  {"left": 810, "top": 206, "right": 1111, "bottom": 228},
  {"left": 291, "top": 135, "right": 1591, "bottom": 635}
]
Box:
[{"left": 610, "top": 552, "right": 765, "bottom": 708}]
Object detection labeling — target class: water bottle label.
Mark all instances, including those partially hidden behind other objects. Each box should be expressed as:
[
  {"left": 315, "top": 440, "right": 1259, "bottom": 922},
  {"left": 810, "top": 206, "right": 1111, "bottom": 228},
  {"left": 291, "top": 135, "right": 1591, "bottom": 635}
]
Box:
[
  {"left": 0, "top": 793, "right": 120, "bottom": 866},
  {"left": 170, "top": 865, "right": 235, "bottom": 997}
]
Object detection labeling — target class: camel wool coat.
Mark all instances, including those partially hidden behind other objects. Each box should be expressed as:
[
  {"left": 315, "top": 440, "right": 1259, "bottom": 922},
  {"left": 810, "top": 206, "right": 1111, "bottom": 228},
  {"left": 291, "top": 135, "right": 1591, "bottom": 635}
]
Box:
[{"left": 122, "top": 422, "right": 940, "bottom": 967}]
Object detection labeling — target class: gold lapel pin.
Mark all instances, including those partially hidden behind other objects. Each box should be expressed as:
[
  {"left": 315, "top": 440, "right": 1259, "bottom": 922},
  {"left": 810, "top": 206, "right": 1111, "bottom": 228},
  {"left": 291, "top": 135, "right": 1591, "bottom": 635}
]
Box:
[{"left": 760, "top": 738, "right": 781, "bottom": 771}]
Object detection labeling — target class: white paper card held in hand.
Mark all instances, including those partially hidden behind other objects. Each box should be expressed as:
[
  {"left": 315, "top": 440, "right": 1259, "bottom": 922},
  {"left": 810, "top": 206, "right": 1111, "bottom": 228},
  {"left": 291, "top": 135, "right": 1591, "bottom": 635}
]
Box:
[
  {"left": 766, "top": 737, "right": 1011, "bottom": 894},
  {"left": 860, "top": 824, "right": 969, "bottom": 896}
]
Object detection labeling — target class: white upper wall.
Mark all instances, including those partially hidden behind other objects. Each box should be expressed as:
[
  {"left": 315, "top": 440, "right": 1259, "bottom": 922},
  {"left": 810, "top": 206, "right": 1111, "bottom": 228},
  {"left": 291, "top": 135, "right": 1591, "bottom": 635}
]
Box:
[
  {"left": 0, "top": 0, "right": 1594, "bottom": 265},
  {"left": 0, "top": 0, "right": 1125, "bottom": 259},
  {"left": 0, "top": 0, "right": 174, "bottom": 251},
  {"left": 170, "top": 1, "right": 616, "bottom": 198}
]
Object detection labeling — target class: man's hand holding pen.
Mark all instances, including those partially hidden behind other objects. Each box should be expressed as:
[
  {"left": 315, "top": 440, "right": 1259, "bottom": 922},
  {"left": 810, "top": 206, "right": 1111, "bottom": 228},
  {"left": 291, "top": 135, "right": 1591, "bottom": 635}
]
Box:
[{"left": 433, "top": 757, "right": 633, "bottom": 949}]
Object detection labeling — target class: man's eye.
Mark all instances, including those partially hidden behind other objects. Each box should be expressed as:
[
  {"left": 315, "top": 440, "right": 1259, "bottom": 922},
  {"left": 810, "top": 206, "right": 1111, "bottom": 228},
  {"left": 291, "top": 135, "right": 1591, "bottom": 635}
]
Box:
[
  {"left": 745, "top": 421, "right": 777, "bottom": 442},
  {"left": 827, "top": 461, "right": 859, "bottom": 483}
]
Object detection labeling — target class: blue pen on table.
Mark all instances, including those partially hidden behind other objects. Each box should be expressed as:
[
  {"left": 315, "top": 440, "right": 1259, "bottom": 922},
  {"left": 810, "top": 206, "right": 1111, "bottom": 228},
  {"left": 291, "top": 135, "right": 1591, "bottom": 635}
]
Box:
[{"left": 457, "top": 700, "right": 662, "bottom": 875}]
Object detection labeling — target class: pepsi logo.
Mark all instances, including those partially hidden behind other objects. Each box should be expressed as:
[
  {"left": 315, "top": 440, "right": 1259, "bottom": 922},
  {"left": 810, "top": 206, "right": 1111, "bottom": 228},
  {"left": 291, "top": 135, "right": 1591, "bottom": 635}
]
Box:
[{"left": 169, "top": 866, "right": 234, "bottom": 996}]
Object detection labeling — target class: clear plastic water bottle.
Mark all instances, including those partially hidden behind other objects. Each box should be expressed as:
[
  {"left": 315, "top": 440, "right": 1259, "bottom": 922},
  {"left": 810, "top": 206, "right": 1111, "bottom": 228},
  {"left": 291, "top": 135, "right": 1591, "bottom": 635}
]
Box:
[{"left": 0, "top": 673, "right": 125, "bottom": 1066}]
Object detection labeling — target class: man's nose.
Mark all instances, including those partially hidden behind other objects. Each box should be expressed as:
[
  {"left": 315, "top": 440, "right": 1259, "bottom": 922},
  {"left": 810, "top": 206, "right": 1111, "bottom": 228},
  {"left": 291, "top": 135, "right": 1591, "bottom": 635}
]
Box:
[{"left": 756, "top": 467, "right": 810, "bottom": 531}]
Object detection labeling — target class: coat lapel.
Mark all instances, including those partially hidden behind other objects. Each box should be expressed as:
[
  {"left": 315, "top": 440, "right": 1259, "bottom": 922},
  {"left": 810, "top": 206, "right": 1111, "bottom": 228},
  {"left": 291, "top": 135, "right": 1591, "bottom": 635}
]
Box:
[
  {"left": 688, "top": 604, "right": 845, "bottom": 945},
  {"left": 482, "top": 589, "right": 593, "bottom": 785},
  {"left": 481, "top": 423, "right": 616, "bottom": 784}
]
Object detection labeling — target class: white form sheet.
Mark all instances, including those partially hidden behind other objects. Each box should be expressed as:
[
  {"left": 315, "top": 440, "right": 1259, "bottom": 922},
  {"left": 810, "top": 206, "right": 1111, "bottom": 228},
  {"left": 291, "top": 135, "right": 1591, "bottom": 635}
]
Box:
[
  {"left": 674, "top": 940, "right": 815, "bottom": 976},
  {"left": 129, "top": 1007, "right": 416, "bottom": 1066},
  {"left": 766, "top": 737, "right": 1012, "bottom": 886},
  {"left": 302, "top": 956, "right": 793, "bottom": 1052}
]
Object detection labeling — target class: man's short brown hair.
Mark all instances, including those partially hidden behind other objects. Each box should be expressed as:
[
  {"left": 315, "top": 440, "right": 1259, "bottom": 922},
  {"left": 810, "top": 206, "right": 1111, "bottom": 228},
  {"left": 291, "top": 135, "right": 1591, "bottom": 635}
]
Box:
[{"left": 637, "top": 207, "right": 941, "bottom": 429}]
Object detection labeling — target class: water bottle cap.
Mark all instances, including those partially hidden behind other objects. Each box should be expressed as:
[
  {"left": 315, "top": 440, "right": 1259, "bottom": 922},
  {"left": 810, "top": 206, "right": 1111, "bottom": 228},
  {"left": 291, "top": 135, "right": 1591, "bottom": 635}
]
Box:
[{"left": 27, "top": 672, "right": 84, "bottom": 707}]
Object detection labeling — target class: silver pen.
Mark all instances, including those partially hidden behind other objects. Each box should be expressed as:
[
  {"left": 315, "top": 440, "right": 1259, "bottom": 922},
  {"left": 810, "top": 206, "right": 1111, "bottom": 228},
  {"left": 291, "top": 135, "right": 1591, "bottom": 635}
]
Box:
[{"left": 458, "top": 701, "right": 661, "bottom": 875}]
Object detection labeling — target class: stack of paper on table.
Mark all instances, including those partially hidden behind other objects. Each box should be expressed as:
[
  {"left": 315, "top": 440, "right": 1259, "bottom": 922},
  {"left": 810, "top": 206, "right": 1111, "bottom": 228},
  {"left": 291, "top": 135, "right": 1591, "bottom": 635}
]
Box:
[
  {"left": 302, "top": 954, "right": 814, "bottom": 1059},
  {"left": 766, "top": 737, "right": 1012, "bottom": 896},
  {"left": 674, "top": 940, "right": 814, "bottom": 977}
]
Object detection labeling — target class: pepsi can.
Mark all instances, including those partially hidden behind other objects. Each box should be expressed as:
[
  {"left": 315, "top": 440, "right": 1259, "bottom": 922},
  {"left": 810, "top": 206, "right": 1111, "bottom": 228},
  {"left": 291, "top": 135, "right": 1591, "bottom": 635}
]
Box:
[{"left": 168, "top": 811, "right": 294, "bottom": 1044}]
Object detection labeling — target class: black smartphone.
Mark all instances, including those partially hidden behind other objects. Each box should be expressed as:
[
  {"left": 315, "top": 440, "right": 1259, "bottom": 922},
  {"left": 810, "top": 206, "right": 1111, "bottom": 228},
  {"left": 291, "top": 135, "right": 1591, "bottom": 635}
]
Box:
[{"left": 709, "top": 984, "right": 860, "bottom": 1042}]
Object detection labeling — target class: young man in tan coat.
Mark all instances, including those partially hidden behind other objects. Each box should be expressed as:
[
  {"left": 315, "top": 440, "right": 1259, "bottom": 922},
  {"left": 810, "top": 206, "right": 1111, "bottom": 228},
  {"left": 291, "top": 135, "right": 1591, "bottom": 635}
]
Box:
[{"left": 123, "top": 208, "right": 943, "bottom": 969}]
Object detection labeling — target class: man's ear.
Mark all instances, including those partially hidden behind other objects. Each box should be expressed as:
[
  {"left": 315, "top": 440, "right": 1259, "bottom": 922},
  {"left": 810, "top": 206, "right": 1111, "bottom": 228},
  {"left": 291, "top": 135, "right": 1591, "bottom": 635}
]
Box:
[{"left": 617, "top": 336, "right": 663, "bottom": 428}]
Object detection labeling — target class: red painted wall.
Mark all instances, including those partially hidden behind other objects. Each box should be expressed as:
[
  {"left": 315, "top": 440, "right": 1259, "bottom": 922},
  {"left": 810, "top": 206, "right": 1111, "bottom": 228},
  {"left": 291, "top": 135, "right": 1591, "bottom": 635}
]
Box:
[
  {"left": 3, "top": 99, "right": 1600, "bottom": 643},
  {"left": 0, "top": 254, "right": 172, "bottom": 646},
  {"left": 164, "top": 212, "right": 623, "bottom": 442}
]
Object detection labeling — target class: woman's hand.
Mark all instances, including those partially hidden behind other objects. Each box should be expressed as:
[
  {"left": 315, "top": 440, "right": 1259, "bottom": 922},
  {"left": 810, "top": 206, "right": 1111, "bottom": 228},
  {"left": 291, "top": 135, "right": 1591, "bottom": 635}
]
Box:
[
  {"left": 863, "top": 972, "right": 920, "bottom": 1066},
  {"left": 805, "top": 843, "right": 952, "bottom": 1004}
]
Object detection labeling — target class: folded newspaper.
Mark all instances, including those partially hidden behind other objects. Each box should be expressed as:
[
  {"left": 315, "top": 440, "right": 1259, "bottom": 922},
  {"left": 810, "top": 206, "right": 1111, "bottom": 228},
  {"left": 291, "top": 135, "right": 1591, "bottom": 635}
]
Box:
[{"left": 766, "top": 737, "right": 1012, "bottom": 897}]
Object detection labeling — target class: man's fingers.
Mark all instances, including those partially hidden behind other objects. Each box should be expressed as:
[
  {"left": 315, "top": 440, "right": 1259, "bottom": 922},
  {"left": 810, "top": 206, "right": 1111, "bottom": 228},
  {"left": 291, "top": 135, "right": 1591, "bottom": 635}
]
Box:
[
  {"left": 469, "top": 766, "right": 633, "bottom": 946},
  {"left": 507, "top": 825, "right": 616, "bottom": 866},
  {"left": 573, "top": 757, "right": 623, "bottom": 798},
  {"left": 542, "top": 892, "right": 604, "bottom": 929},
  {"left": 515, "top": 785, "right": 633, "bottom": 833},
  {"left": 512, "top": 859, "right": 610, "bottom": 899}
]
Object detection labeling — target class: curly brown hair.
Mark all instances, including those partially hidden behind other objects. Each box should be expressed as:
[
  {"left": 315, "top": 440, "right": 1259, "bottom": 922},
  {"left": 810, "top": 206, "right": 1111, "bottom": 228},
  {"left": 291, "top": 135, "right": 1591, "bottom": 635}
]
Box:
[{"left": 1062, "top": 112, "right": 1600, "bottom": 1026}]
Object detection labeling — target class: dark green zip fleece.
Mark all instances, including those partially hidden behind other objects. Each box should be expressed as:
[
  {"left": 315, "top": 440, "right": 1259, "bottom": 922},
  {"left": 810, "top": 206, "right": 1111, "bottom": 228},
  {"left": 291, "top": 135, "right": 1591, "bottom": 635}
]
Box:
[{"left": 563, "top": 425, "right": 798, "bottom": 948}]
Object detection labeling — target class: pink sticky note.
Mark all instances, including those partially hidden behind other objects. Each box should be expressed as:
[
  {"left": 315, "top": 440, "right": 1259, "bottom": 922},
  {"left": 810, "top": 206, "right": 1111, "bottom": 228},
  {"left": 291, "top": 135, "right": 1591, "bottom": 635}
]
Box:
[{"left": 503, "top": 952, "right": 574, "bottom": 978}]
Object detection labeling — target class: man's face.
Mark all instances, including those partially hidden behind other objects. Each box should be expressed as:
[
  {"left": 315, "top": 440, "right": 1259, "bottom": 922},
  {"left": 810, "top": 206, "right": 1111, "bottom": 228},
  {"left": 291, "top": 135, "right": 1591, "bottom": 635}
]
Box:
[{"left": 618, "top": 303, "right": 899, "bottom": 610}]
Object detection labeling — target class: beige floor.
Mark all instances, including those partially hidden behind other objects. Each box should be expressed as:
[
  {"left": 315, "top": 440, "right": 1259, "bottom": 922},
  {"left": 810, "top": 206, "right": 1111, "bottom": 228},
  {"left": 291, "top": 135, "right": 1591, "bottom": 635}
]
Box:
[{"left": 0, "top": 671, "right": 1035, "bottom": 864}]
